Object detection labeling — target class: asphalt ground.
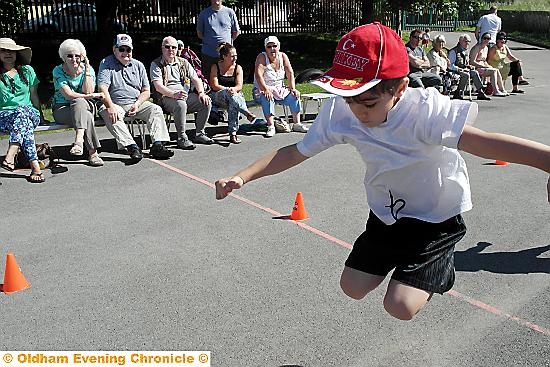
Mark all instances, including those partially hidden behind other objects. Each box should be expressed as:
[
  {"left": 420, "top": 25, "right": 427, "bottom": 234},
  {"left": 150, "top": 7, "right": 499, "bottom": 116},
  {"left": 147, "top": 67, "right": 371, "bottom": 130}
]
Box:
[{"left": 1, "top": 33, "right": 549, "bottom": 367}]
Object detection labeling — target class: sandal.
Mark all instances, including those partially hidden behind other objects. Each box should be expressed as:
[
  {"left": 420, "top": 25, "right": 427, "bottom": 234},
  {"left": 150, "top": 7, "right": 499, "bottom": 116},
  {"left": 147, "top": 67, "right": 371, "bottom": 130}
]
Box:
[
  {"left": 88, "top": 153, "right": 104, "bottom": 167},
  {"left": 229, "top": 134, "right": 242, "bottom": 144},
  {"left": 1, "top": 159, "right": 15, "bottom": 172},
  {"left": 28, "top": 171, "right": 45, "bottom": 183},
  {"left": 70, "top": 142, "right": 84, "bottom": 156}
]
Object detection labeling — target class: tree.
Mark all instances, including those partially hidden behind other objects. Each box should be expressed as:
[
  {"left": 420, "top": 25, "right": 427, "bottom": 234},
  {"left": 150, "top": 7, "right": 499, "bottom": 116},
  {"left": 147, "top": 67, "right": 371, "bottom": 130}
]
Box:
[{"left": 0, "top": 0, "right": 28, "bottom": 36}]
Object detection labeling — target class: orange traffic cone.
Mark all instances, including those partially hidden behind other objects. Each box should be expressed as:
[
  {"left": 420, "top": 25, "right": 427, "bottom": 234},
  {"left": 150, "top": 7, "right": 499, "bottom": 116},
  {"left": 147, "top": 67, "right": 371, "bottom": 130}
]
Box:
[
  {"left": 289, "top": 192, "right": 309, "bottom": 220},
  {"left": 1, "top": 252, "right": 31, "bottom": 295},
  {"left": 494, "top": 160, "right": 508, "bottom": 166}
]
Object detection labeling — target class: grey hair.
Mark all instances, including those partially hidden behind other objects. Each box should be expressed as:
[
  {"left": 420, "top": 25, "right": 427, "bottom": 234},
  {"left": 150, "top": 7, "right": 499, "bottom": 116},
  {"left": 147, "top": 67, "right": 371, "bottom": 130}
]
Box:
[
  {"left": 434, "top": 34, "right": 446, "bottom": 43},
  {"left": 459, "top": 34, "right": 471, "bottom": 42},
  {"left": 58, "top": 39, "right": 86, "bottom": 61},
  {"left": 162, "top": 36, "right": 177, "bottom": 46}
]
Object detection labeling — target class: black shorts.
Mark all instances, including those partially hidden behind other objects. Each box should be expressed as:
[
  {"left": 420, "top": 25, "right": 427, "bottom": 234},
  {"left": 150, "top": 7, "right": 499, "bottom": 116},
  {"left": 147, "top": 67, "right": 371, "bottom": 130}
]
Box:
[{"left": 345, "top": 211, "right": 467, "bottom": 294}]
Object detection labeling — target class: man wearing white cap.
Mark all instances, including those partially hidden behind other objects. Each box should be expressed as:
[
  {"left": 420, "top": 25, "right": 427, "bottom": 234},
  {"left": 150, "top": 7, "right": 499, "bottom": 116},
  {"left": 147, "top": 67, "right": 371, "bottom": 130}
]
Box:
[{"left": 97, "top": 34, "right": 173, "bottom": 161}]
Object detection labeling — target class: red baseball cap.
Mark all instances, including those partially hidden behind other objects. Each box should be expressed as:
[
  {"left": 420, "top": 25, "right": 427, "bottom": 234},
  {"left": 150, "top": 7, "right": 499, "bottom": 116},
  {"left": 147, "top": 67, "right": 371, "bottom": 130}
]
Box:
[{"left": 312, "top": 22, "right": 409, "bottom": 97}]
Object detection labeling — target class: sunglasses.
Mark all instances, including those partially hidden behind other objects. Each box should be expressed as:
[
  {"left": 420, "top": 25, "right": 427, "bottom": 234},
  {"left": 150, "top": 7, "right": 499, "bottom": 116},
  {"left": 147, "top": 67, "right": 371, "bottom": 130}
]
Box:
[
  {"left": 482, "top": 37, "right": 491, "bottom": 40},
  {"left": 497, "top": 38, "right": 507, "bottom": 41},
  {"left": 66, "top": 54, "right": 81, "bottom": 58},
  {"left": 411, "top": 35, "right": 421, "bottom": 39},
  {"left": 266, "top": 44, "right": 278, "bottom": 49},
  {"left": 118, "top": 46, "right": 132, "bottom": 53},
  {"left": 164, "top": 45, "right": 177, "bottom": 50}
]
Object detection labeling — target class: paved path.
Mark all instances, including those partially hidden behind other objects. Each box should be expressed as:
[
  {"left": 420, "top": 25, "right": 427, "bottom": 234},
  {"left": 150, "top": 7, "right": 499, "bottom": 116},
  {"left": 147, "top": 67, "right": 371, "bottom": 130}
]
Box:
[{"left": 1, "top": 34, "right": 549, "bottom": 367}]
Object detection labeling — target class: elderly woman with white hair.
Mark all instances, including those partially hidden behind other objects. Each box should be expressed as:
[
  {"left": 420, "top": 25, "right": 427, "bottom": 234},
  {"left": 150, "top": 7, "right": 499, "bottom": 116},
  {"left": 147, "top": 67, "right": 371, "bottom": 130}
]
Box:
[{"left": 52, "top": 39, "right": 104, "bottom": 166}]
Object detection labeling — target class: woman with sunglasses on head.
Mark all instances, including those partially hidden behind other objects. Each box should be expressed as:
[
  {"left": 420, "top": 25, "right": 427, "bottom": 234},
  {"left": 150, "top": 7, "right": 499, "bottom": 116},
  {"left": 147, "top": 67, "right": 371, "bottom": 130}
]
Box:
[
  {"left": 209, "top": 42, "right": 262, "bottom": 144},
  {"left": 469, "top": 32, "right": 508, "bottom": 97},
  {"left": 52, "top": 39, "right": 104, "bottom": 166},
  {"left": 487, "top": 31, "right": 529, "bottom": 94},
  {"left": 0, "top": 38, "right": 45, "bottom": 183}
]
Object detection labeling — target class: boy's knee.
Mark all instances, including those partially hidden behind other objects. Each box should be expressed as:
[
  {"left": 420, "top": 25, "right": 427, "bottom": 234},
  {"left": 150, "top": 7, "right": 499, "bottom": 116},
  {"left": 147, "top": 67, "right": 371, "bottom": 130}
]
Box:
[
  {"left": 383, "top": 294, "right": 426, "bottom": 321},
  {"left": 339, "top": 277, "right": 368, "bottom": 300}
]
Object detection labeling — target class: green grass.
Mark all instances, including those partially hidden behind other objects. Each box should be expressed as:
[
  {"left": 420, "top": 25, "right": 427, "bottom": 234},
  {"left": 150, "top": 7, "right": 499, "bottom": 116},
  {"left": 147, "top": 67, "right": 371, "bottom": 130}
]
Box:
[{"left": 498, "top": 0, "right": 550, "bottom": 11}]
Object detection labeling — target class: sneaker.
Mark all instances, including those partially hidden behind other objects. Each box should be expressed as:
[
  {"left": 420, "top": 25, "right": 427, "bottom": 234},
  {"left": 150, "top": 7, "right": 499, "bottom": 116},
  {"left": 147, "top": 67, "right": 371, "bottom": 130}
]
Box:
[
  {"left": 149, "top": 144, "right": 174, "bottom": 159},
  {"left": 265, "top": 124, "right": 276, "bottom": 137},
  {"left": 476, "top": 91, "right": 491, "bottom": 100},
  {"left": 193, "top": 133, "right": 214, "bottom": 145},
  {"left": 128, "top": 146, "right": 143, "bottom": 161},
  {"left": 177, "top": 138, "right": 196, "bottom": 150},
  {"left": 274, "top": 119, "right": 291, "bottom": 133},
  {"left": 452, "top": 91, "right": 463, "bottom": 100},
  {"left": 292, "top": 123, "right": 308, "bottom": 133}
]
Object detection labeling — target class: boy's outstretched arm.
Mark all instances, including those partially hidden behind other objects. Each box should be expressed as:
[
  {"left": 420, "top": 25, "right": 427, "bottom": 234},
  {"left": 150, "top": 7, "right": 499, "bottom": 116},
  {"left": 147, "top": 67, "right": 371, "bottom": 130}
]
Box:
[
  {"left": 458, "top": 125, "right": 550, "bottom": 201},
  {"left": 215, "top": 144, "right": 309, "bottom": 200}
]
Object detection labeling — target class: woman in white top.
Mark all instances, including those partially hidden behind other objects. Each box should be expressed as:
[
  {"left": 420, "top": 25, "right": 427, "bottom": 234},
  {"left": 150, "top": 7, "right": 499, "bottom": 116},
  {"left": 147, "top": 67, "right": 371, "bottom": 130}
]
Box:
[{"left": 253, "top": 36, "right": 308, "bottom": 137}]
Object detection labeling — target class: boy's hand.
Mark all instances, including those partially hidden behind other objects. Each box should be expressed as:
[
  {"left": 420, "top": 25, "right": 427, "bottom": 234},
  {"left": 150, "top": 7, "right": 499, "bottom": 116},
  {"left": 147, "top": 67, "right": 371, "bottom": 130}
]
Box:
[{"left": 215, "top": 176, "right": 244, "bottom": 200}]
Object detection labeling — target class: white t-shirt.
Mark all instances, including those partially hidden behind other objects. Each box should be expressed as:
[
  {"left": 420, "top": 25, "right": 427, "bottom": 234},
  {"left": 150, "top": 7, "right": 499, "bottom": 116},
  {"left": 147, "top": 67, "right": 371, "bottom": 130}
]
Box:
[
  {"left": 296, "top": 87, "right": 478, "bottom": 225},
  {"left": 477, "top": 13, "right": 501, "bottom": 43}
]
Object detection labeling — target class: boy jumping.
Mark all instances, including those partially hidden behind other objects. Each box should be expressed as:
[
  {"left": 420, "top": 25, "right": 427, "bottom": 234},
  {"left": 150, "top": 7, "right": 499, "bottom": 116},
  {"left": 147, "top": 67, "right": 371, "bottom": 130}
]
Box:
[{"left": 215, "top": 23, "right": 550, "bottom": 320}]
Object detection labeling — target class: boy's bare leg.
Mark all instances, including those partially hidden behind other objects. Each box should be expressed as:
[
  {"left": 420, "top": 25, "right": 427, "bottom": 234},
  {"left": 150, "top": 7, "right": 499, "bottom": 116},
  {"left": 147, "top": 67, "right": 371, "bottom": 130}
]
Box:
[
  {"left": 384, "top": 280, "right": 433, "bottom": 320},
  {"left": 340, "top": 266, "right": 385, "bottom": 300}
]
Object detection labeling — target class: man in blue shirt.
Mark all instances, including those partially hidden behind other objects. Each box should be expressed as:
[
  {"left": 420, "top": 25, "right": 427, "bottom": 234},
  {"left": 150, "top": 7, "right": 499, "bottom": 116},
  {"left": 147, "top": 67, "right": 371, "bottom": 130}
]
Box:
[
  {"left": 197, "top": 0, "right": 240, "bottom": 80},
  {"left": 97, "top": 34, "right": 174, "bottom": 161}
]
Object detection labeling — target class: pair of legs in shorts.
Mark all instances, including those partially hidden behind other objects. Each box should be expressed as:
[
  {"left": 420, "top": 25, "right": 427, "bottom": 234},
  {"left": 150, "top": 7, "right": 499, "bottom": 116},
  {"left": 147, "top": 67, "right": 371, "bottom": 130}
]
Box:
[{"left": 340, "top": 211, "right": 466, "bottom": 320}]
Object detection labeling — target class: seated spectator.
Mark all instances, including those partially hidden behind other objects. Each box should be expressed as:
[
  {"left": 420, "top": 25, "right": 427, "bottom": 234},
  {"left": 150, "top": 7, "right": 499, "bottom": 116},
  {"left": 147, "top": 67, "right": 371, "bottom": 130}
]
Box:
[
  {"left": 427, "top": 34, "right": 451, "bottom": 74},
  {"left": 405, "top": 29, "right": 442, "bottom": 88},
  {"left": 469, "top": 32, "right": 508, "bottom": 97},
  {"left": 487, "top": 31, "right": 529, "bottom": 94},
  {"left": 209, "top": 43, "right": 262, "bottom": 144},
  {"left": 426, "top": 35, "right": 454, "bottom": 95},
  {"left": 97, "top": 34, "right": 174, "bottom": 161},
  {"left": 447, "top": 34, "right": 491, "bottom": 100},
  {"left": 0, "top": 38, "right": 45, "bottom": 183},
  {"left": 176, "top": 40, "right": 184, "bottom": 57},
  {"left": 52, "top": 39, "right": 104, "bottom": 166},
  {"left": 150, "top": 36, "right": 213, "bottom": 150},
  {"left": 253, "top": 36, "right": 308, "bottom": 137}
]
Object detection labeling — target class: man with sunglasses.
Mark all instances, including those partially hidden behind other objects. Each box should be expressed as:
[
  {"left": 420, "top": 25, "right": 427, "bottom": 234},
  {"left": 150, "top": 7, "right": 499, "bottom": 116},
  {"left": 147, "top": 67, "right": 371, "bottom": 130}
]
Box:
[
  {"left": 405, "top": 29, "right": 442, "bottom": 89},
  {"left": 151, "top": 36, "right": 213, "bottom": 149},
  {"left": 97, "top": 34, "right": 174, "bottom": 161}
]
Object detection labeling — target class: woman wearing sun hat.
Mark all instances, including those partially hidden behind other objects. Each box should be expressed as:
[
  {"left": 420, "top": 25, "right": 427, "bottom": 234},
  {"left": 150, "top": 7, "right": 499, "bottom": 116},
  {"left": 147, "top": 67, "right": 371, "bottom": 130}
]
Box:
[{"left": 0, "top": 38, "right": 45, "bottom": 183}]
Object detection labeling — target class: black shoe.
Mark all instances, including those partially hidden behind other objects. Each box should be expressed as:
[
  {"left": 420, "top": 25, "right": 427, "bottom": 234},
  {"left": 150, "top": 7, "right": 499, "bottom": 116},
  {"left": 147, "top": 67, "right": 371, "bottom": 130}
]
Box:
[
  {"left": 452, "top": 91, "right": 463, "bottom": 100},
  {"left": 149, "top": 144, "right": 174, "bottom": 159},
  {"left": 476, "top": 91, "right": 491, "bottom": 100},
  {"left": 128, "top": 146, "right": 143, "bottom": 161}
]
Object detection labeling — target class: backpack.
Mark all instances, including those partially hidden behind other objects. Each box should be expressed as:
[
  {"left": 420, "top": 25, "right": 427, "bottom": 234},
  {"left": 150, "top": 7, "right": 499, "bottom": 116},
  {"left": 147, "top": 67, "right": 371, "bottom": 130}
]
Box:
[{"left": 181, "top": 47, "right": 211, "bottom": 94}]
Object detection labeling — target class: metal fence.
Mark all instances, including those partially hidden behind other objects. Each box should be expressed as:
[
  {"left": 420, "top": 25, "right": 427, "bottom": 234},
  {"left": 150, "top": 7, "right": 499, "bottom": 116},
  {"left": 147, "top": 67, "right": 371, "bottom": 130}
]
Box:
[{"left": 19, "top": 0, "right": 364, "bottom": 36}]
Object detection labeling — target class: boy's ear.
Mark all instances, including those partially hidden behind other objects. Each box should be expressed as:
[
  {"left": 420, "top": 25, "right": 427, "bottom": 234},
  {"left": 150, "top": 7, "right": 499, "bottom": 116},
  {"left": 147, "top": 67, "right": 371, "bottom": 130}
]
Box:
[{"left": 394, "top": 77, "right": 409, "bottom": 98}]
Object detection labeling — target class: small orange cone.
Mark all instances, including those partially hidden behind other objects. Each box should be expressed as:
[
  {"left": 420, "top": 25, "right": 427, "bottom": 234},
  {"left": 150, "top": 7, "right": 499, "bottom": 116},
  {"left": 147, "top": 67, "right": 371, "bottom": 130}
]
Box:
[
  {"left": 494, "top": 160, "right": 508, "bottom": 166},
  {"left": 289, "top": 192, "right": 309, "bottom": 220},
  {"left": 1, "top": 252, "right": 31, "bottom": 295}
]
